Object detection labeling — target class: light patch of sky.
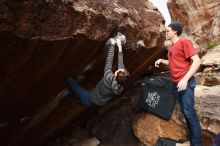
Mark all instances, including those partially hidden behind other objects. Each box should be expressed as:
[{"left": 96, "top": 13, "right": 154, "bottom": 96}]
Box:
[{"left": 149, "top": 0, "right": 171, "bottom": 26}]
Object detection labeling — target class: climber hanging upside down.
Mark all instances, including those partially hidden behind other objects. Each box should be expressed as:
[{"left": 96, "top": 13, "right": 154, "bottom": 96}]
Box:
[{"left": 62, "top": 33, "right": 130, "bottom": 106}]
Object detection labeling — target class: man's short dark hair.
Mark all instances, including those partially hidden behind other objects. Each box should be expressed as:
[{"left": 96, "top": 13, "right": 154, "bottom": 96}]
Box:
[{"left": 168, "top": 22, "right": 183, "bottom": 36}]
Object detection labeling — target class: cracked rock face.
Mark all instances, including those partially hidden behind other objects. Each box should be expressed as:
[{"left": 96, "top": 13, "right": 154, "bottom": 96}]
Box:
[
  {"left": 0, "top": 0, "right": 165, "bottom": 146},
  {"left": 196, "top": 45, "right": 220, "bottom": 86},
  {"left": 167, "top": 0, "right": 220, "bottom": 47}
]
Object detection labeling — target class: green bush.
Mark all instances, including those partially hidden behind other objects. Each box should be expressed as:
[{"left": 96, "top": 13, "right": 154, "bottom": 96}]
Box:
[{"left": 207, "top": 41, "right": 220, "bottom": 50}]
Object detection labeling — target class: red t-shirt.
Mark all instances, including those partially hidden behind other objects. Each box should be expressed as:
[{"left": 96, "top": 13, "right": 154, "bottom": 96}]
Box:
[{"left": 168, "top": 38, "right": 197, "bottom": 84}]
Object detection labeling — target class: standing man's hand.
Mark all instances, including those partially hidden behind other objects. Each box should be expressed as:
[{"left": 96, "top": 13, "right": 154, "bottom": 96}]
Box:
[
  {"left": 155, "top": 59, "right": 169, "bottom": 67},
  {"left": 177, "top": 78, "right": 188, "bottom": 92},
  {"left": 155, "top": 59, "right": 163, "bottom": 67}
]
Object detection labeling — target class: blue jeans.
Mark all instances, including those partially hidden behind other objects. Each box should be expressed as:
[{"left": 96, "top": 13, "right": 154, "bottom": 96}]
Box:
[
  {"left": 66, "top": 77, "right": 94, "bottom": 106},
  {"left": 173, "top": 77, "right": 201, "bottom": 146}
]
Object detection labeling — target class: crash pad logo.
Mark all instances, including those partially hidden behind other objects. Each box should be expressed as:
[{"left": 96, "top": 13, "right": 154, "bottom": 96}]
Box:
[{"left": 145, "top": 92, "right": 160, "bottom": 108}]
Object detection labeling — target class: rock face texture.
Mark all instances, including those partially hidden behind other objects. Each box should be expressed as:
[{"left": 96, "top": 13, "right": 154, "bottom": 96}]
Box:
[
  {"left": 2, "top": 0, "right": 219, "bottom": 146},
  {"left": 195, "top": 85, "right": 220, "bottom": 133},
  {"left": 46, "top": 79, "right": 218, "bottom": 146},
  {"left": 167, "top": 0, "right": 220, "bottom": 48},
  {"left": 0, "top": 0, "right": 165, "bottom": 146},
  {"left": 196, "top": 45, "right": 220, "bottom": 86},
  {"left": 201, "top": 45, "right": 220, "bottom": 67},
  {"left": 133, "top": 113, "right": 187, "bottom": 146}
]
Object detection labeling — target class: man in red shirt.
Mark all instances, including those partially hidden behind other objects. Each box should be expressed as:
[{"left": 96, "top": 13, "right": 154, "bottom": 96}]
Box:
[{"left": 155, "top": 22, "right": 202, "bottom": 146}]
